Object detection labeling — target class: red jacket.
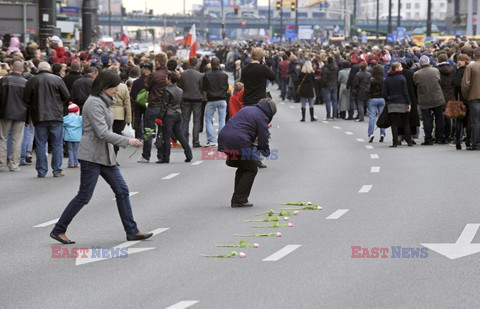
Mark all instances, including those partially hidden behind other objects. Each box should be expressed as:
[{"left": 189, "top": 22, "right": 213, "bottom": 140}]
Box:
[
  {"left": 229, "top": 89, "right": 244, "bottom": 118},
  {"left": 279, "top": 60, "right": 290, "bottom": 79}
]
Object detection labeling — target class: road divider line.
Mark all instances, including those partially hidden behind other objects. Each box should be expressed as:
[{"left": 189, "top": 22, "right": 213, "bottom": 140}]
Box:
[
  {"left": 263, "top": 245, "right": 301, "bottom": 262},
  {"left": 371, "top": 166, "right": 380, "bottom": 173},
  {"left": 33, "top": 218, "right": 59, "bottom": 228},
  {"left": 345, "top": 131, "right": 353, "bottom": 135},
  {"left": 162, "top": 173, "right": 180, "bottom": 180},
  {"left": 165, "top": 301, "right": 199, "bottom": 309},
  {"left": 365, "top": 145, "right": 374, "bottom": 149},
  {"left": 358, "top": 185, "right": 373, "bottom": 193},
  {"left": 356, "top": 138, "right": 365, "bottom": 142},
  {"left": 370, "top": 154, "right": 379, "bottom": 159},
  {"left": 191, "top": 161, "right": 203, "bottom": 166},
  {"left": 322, "top": 121, "right": 329, "bottom": 124},
  {"left": 326, "top": 209, "right": 349, "bottom": 219},
  {"left": 113, "top": 191, "right": 139, "bottom": 200},
  {"left": 333, "top": 126, "right": 341, "bottom": 129}
]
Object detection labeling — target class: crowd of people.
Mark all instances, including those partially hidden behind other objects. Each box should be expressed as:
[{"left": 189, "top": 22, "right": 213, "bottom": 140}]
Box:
[{"left": 1, "top": 35, "right": 480, "bottom": 178}]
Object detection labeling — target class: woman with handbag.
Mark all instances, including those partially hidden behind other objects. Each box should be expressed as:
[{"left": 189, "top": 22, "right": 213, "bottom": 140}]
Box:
[
  {"left": 298, "top": 61, "right": 317, "bottom": 122},
  {"left": 383, "top": 63, "right": 413, "bottom": 147},
  {"left": 50, "top": 70, "right": 152, "bottom": 244}
]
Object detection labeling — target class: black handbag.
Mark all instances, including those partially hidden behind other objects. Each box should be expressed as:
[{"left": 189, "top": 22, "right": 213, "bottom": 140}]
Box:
[{"left": 376, "top": 106, "right": 391, "bottom": 129}]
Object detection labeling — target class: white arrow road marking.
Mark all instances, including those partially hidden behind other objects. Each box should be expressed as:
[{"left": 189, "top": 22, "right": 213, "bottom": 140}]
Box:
[
  {"left": 370, "top": 154, "right": 379, "bottom": 159},
  {"left": 322, "top": 121, "right": 329, "bottom": 124},
  {"left": 113, "top": 191, "right": 139, "bottom": 200},
  {"left": 162, "top": 173, "right": 180, "bottom": 180},
  {"left": 34, "top": 218, "right": 59, "bottom": 228},
  {"left": 333, "top": 126, "right": 341, "bottom": 129},
  {"left": 263, "top": 245, "right": 301, "bottom": 261},
  {"left": 191, "top": 161, "right": 203, "bottom": 166},
  {"left": 345, "top": 131, "right": 353, "bottom": 135},
  {"left": 76, "top": 228, "right": 169, "bottom": 266},
  {"left": 421, "top": 224, "right": 480, "bottom": 260},
  {"left": 371, "top": 166, "right": 380, "bottom": 173},
  {"left": 207, "top": 151, "right": 215, "bottom": 156},
  {"left": 358, "top": 185, "right": 373, "bottom": 193},
  {"left": 365, "top": 145, "right": 374, "bottom": 149},
  {"left": 356, "top": 138, "right": 365, "bottom": 142},
  {"left": 326, "top": 209, "right": 349, "bottom": 219},
  {"left": 165, "top": 301, "right": 199, "bottom": 309}
]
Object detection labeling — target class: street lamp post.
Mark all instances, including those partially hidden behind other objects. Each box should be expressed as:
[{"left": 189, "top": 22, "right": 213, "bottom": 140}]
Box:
[
  {"left": 268, "top": 0, "right": 271, "bottom": 38},
  {"left": 388, "top": 0, "right": 392, "bottom": 34},
  {"left": 376, "top": 0, "right": 379, "bottom": 38},
  {"left": 426, "top": 0, "right": 432, "bottom": 37},
  {"left": 467, "top": 0, "right": 473, "bottom": 36},
  {"left": 295, "top": 0, "right": 298, "bottom": 40},
  {"left": 397, "top": 0, "right": 401, "bottom": 27},
  {"left": 280, "top": 4, "right": 283, "bottom": 43},
  {"left": 221, "top": 0, "right": 225, "bottom": 39}
]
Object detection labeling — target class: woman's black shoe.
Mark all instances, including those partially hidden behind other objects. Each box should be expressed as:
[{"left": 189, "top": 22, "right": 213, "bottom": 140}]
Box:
[
  {"left": 379, "top": 136, "right": 384, "bottom": 143},
  {"left": 185, "top": 158, "right": 192, "bottom": 163},
  {"left": 456, "top": 144, "right": 462, "bottom": 150},
  {"left": 50, "top": 232, "right": 75, "bottom": 244},
  {"left": 389, "top": 144, "right": 397, "bottom": 148},
  {"left": 407, "top": 141, "right": 413, "bottom": 147},
  {"left": 127, "top": 232, "right": 153, "bottom": 241}
]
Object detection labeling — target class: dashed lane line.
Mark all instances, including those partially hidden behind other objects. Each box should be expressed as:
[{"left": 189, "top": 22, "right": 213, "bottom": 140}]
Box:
[
  {"left": 326, "top": 209, "right": 349, "bottom": 219},
  {"left": 322, "top": 121, "right": 329, "bottom": 124},
  {"left": 263, "top": 245, "right": 301, "bottom": 262},
  {"left": 365, "top": 145, "right": 374, "bottom": 149},
  {"left": 345, "top": 131, "right": 353, "bottom": 135},
  {"left": 356, "top": 138, "right": 365, "bottom": 142},
  {"left": 191, "top": 161, "right": 203, "bottom": 166},
  {"left": 371, "top": 166, "right": 380, "bottom": 173},
  {"left": 162, "top": 173, "right": 180, "bottom": 180},
  {"left": 370, "top": 154, "right": 379, "bottom": 159},
  {"left": 358, "top": 185, "right": 373, "bottom": 193},
  {"left": 165, "top": 301, "right": 199, "bottom": 309},
  {"left": 332, "top": 126, "right": 341, "bottom": 129}
]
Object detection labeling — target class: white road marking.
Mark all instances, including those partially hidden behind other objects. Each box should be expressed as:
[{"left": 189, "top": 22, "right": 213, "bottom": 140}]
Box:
[
  {"left": 371, "top": 166, "right": 381, "bottom": 173},
  {"left": 356, "top": 138, "right": 365, "bottom": 142},
  {"left": 326, "top": 209, "right": 349, "bottom": 219},
  {"left": 332, "top": 126, "right": 341, "bottom": 129},
  {"left": 280, "top": 102, "right": 285, "bottom": 105},
  {"left": 345, "top": 131, "right": 353, "bottom": 135},
  {"left": 263, "top": 245, "right": 301, "bottom": 262},
  {"left": 191, "top": 161, "right": 203, "bottom": 166},
  {"left": 165, "top": 301, "right": 199, "bottom": 309},
  {"left": 33, "top": 218, "right": 59, "bottom": 228},
  {"left": 421, "top": 224, "right": 480, "bottom": 260},
  {"left": 113, "top": 191, "right": 139, "bottom": 201},
  {"left": 289, "top": 106, "right": 295, "bottom": 109},
  {"left": 277, "top": 125, "right": 280, "bottom": 128},
  {"left": 365, "top": 145, "right": 374, "bottom": 149},
  {"left": 370, "top": 154, "right": 379, "bottom": 159},
  {"left": 358, "top": 185, "right": 373, "bottom": 193},
  {"left": 322, "top": 121, "right": 329, "bottom": 124},
  {"left": 207, "top": 151, "right": 215, "bottom": 155},
  {"left": 76, "top": 228, "right": 169, "bottom": 266},
  {"left": 162, "top": 173, "right": 180, "bottom": 180}
]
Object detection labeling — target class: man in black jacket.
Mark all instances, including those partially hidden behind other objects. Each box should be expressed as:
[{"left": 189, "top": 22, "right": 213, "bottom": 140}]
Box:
[
  {"left": 180, "top": 57, "right": 203, "bottom": 147},
  {"left": 23, "top": 61, "right": 70, "bottom": 178},
  {"left": 70, "top": 66, "right": 98, "bottom": 110},
  {"left": 63, "top": 61, "right": 82, "bottom": 93},
  {"left": 203, "top": 57, "right": 229, "bottom": 147},
  {"left": 0, "top": 61, "right": 27, "bottom": 172},
  {"left": 241, "top": 48, "right": 276, "bottom": 106}
]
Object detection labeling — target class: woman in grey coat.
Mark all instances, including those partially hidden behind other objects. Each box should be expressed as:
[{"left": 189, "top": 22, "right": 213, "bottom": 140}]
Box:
[
  {"left": 50, "top": 71, "right": 152, "bottom": 244},
  {"left": 338, "top": 61, "right": 351, "bottom": 119}
]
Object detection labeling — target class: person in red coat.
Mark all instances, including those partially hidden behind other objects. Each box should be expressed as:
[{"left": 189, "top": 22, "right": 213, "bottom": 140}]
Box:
[{"left": 229, "top": 82, "right": 244, "bottom": 118}]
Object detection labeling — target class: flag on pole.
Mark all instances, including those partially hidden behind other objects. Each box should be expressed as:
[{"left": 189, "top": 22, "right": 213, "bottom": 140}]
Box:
[
  {"left": 184, "top": 24, "right": 197, "bottom": 59},
  {"left": 120, "top": 29, "right": 130, "bottom": 46}
]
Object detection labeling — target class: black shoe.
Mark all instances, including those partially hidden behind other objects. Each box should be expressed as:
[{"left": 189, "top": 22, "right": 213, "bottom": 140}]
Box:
[
  {"left": 379, "top": 136, "right": 384, "bottom": 143},
  {"left": 26, "top": 155, "right": 32, "bottom": 163},
  {"left": 50, "top": 232, "right": 75, "bottom": 244},
  {"left": 467, "top": 146, "right": 477, "bottom": 150},
  {"left": 456, "top": 144, "right": 462, "bottom": 150},
  {"left": 421, "top": 142, "right": 434, "bottom": 146},
  {"left": 193, "top": 144, "right": 202, "bottom": 148},
  {"left": 389, "top": 144, "right": 397, "bottom": 148},
  {"left": 257, "top": 162, "right": 267, "bottom": 168},
  {"left": 300, "top": 118, "right": 305, "bottom": 122},
  {"left": 127, "top": 232, "right": 153, "bottom": 241},
  {"left": 156, "top": 159, "right": 169, "bottom": 164},
  {"left": 435, "top": 140, "right": 447, "bottom": 145},
  {"left": 231, "top": 202, "right": 254, "bottom": 208},
  {"left": 185, "top": 158, "right": 192, "bottom": 163},
  {"left": 407, "top": 141, "right": 414, "bottom": 147},
  {"left": 369, "top": 136, "right": 374, "bottom": 143}
]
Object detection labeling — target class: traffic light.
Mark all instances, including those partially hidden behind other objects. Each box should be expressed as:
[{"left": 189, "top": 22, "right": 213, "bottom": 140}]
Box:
[
  {"left": 276, "top": 1, "right": 281, "bottom": 10},
  {"left": 234, "top": 5, "right": 239, "bottom": 15},
  {"left": 291, "top": 2, "right": 295, "bottom": 11}
]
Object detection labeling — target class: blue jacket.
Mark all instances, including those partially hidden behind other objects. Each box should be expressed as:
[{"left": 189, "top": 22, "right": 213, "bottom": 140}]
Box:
[
  {"left": 63, "top": 113, "right": 82, "bottom": 142},
  {"left": 218, "top": 100, "right": 273, "bottom": 156}
]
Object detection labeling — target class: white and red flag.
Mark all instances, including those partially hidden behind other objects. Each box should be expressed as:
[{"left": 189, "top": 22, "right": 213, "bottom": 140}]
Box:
[
  {"left": 184, "top": 24, "right": 197, "bottom": 59},
  {"left": 120, "top": 29, "right": 130, "bottom": 46}
]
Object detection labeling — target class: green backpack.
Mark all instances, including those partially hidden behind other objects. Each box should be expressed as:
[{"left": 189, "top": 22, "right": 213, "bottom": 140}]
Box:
[{"left": 136, "top": 89, "right": 149, "bottom": 107}]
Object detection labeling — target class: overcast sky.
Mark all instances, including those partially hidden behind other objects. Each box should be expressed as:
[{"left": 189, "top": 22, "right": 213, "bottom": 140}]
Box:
[{"left": 123, "top": 0, "right": 269, "bottom": 15}]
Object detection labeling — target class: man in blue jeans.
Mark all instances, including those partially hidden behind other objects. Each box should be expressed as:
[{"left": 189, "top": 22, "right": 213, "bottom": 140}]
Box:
[
  {"left": 462, "top": 48, "right": 480, "bottom": 150},
  {"left": 23, "top": 62, "right": 70, "bottom": 177},
  {"left": 203, "top": 57, "right": 229, "bottom": 147}
]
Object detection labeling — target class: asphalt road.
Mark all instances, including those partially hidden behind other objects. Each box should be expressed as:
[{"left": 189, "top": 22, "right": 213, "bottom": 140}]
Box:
[{"left": 1, "top": 85, "right": 480, "bottom": 309}]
